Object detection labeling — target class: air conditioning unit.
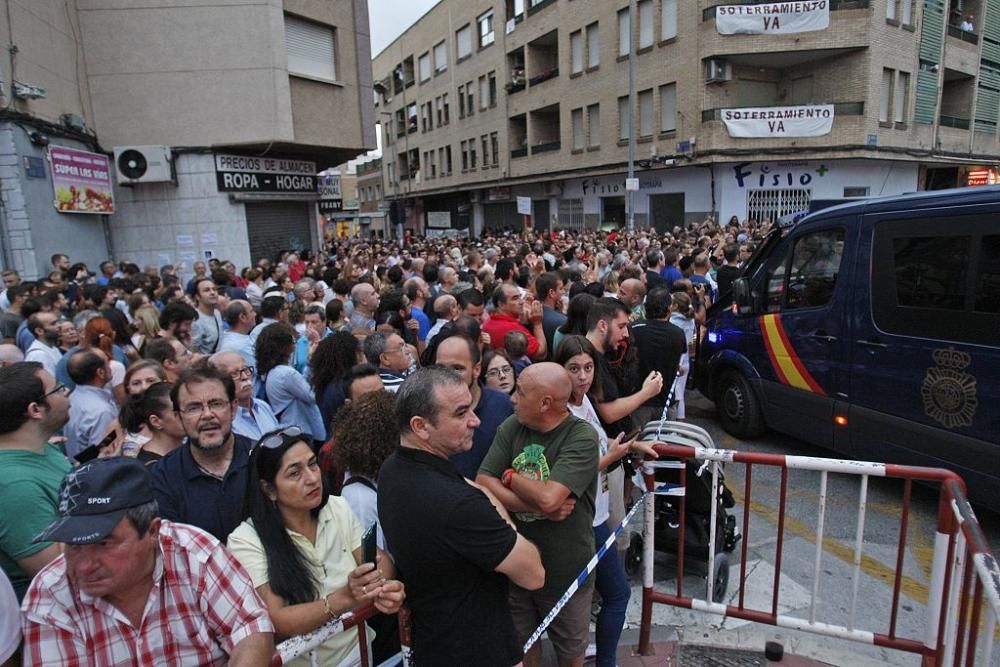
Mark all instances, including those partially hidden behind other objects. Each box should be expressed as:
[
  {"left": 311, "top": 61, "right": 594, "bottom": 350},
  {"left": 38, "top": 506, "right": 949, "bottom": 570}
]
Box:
[
  {"left": 113, "top": 146, "right": 174, "bottom": 185},
  {"left": 705, "top": 59, "right": 732, "bottom": 83}
]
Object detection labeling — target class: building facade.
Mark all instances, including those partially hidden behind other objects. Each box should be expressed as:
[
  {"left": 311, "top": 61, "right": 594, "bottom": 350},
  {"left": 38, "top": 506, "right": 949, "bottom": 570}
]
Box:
[
  {"left": 0, "top": 0, "right": 374, "bottom": 279},
  {"left": 373, "top": 0, "right": 1000, "bottom": 235}
]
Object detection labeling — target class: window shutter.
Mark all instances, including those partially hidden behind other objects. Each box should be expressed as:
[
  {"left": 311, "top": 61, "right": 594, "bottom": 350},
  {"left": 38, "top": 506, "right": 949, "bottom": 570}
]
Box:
[{"left": 285, "top": 15, "right": 336, "bottom": 81}]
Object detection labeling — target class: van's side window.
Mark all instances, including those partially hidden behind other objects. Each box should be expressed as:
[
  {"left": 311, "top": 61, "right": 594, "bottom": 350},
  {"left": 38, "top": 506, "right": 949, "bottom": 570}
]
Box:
[
  {"left": 892, "top": 236, "right": 970, "bottom": 310},
  {"left": 975, "top": 235, "right": 1000, "bottom": 314},
  {"left": 765, "top": 229, "right": 845, "bottom": 312}
]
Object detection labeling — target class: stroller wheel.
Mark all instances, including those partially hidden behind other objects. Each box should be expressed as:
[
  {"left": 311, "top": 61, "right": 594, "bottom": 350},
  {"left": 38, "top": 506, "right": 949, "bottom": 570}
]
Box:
[
  {"left": 625, "top": 534, "right": 643, "bottom": 577},
  {"left": 711, "top": 553, "right": 730, "bottom": 604}
]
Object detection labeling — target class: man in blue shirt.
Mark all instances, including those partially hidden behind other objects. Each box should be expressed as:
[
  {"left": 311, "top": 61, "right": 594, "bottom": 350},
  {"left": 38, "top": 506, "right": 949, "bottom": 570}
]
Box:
[
  {"left": 293, "top": 304, "right": 331, "bottom": 376},
  {"left": 218, "top": 300, "right": 256, "bottom": 368},
  {"left": 433, "top": 334, "right": 514, "bottom": 478},
  {"left": 404, "top": 277, "right": 432, "bottom": 346},
  {"left": 151, "top": 366, "right": 253, "bottom": 543},
  {"left": 659, "top": 248, "right": 683, "bottom": 289}
]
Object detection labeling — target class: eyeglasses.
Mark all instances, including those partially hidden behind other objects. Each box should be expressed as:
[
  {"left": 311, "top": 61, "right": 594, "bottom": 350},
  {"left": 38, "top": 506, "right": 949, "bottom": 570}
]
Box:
[
  {"left": 259, "top": 426, "right": 304, "bottom": 449},
  {"left": 486, "top": 365, "right": 514, "bottom": 379},
  {"left": 40, "top": 384, "right": 71, "bottom": 400},
  {"left": 179, "top": 399, "right": 231, "bottom": 417},
  {"left": 230, "top": 366, "right": 254, "bottom": 379}
]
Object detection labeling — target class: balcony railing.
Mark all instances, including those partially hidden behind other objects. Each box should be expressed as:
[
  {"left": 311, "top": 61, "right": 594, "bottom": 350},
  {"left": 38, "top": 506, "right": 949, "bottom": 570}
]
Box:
[
  {"left": 511, "top": 147, "right": 528, "bottom": 158},
  {"left": 939, "top": 115, "right": 971, "bottom": 130},
  {"left": 506, "top": 81, "right": 526, "bottom": 94},
  {"left": 701, "top": 101, "right": 864, "bottom": 122},
  {"left": 532, "top": 140, "right": 561, "bottom": 154},
  {"left": 703, "top": 0, "right": 868, "bottom": 20},
  {"left": 528, "top": 67, "right": 559, "bottom": 87},
  {"left": 947, "top": 25, "right": 979, "bottom": 44}
]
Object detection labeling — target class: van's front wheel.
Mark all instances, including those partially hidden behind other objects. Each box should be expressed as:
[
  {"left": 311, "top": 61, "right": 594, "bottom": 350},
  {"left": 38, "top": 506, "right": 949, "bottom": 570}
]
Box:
[{"left": 716, "top": 370, "right": 766, "bottom": 438}]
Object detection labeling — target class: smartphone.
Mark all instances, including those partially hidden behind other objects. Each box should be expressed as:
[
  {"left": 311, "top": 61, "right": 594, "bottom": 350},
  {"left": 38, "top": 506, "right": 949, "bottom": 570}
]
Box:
[
  {"left": 75, "top": 429, "right": 118, "bottom": 464},
  {"left": 623, "top": 428, "right": 641, "bottom": 443},
  {"left": 362, "top": 522, "right": 378, "bottom": 566}
]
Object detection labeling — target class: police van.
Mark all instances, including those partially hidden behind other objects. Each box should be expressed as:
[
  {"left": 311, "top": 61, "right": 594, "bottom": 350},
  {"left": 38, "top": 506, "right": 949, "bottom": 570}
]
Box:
[{"left": 697, "top": 186, "right": 1000, "bottom": 509}]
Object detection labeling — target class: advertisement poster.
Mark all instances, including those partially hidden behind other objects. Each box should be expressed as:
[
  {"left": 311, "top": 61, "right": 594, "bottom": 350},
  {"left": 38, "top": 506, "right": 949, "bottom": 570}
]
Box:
[
  {"left": 48, "top": 146, "right": 115, "bottom": 214},
  {"left": 722, "top": 105, "right": 835, "bottom": 138},
  {"left": 716, "top": 1, "right": 829, "bottom": 35}
]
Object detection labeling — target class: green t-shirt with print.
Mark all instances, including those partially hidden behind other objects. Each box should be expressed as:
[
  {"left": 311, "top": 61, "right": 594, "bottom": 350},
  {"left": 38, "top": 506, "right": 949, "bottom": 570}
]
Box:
[
  {"left": 480, "top": 413, "right": 598, "bottom": 596},
  {"left": 0, "top": 444, "right": 71, "bottom": 600}
]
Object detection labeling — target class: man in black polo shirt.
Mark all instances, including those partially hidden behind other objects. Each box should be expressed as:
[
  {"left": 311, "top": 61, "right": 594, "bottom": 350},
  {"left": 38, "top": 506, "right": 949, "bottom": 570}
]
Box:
[
  {"left": 378, "top": 367, "right": 544, "bottom": 667},
  {"left": 151, "top": 367, "right": 253, "bottom": 542},
  {"left": 631, "top": 287, "right": 687, "bottom": 428}
]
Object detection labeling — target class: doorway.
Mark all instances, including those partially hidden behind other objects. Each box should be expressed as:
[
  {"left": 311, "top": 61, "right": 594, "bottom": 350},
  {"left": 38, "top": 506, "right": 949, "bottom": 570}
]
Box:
[
  {"left": 648, "top": 193, "right": 686, "bottom": 233},
  {"left": 601, "top": 196, "right": 626, "bottom": 229}
]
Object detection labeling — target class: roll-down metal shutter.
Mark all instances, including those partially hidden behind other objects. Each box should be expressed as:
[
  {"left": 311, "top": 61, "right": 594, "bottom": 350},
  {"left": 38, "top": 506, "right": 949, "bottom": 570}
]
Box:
[{"left": 245, "top": 202, "right": 313, "bottom": 263}]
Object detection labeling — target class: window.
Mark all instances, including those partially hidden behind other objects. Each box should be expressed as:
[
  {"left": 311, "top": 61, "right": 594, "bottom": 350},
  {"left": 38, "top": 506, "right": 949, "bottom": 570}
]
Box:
[
  {"left": 785, "top": 229, "right": 845, "bottom": 310},
  {"left": 429, "top": 151, "right": 437, "bottom": 178},
  {"left": 481, "top": 135, "right": 490, "bottom": 167},
  {"left": 434, "top": 41, "right": 448, "bottom": 72},
  {"left": 894, "top": 71, "right": 909, "bottom": 123},
  {"left": 843, "top": 187, "right": 870, "bottom": 197},
  {"left": 638, "top": 89, "right": 653, "bottom": 137},
  {"left": 457, "top": 24, "right": 472, "bottom": 59},
  {"left": 895, "top": 236, "right": 970, "bottom": 310},
  {"left": 886, "top": 0, "right": 897, "bottom": 20},
  {"left": 461, "top": 140, "right": 469, "bottom": 170},
  {"left": 478, "top": 10, "right": 495, "bottom": 47},
  {"left": 488, "top": 71, "right": 497, "bottom": 106},
  {"left": 436, "top": 96, "right": 444, "bottom": 126},
  {"left": 586, "top": 22, "right": 600, "bottom": 68},
  {"left": 587, "top": 103, "right": 600, "bottom": 147},
  {"left": 618, "top": 8, "right": 631, "bottom": 57},
  {"left": 901, "top": 0, "right": 913, "bottom": 24},
  {"left": 443, "top": 93, "right": 450, "bottom": 124},
  {"left": 406, "top": 102, "right": 417, "bottom": 133},
  {"left": 558, "top": 199, "right": 584, "bottom": 229},
  {"left": 880, "top": 68, "right": 893, "bottom": 123},
  {"left": 618, "top": 95, "right": 630, "bottom": 141},
  {"left": 438, "top": 147, "right": 446, "bottom": 175},
  {"left": 490, "top": 132, "right": 499, "bottom": 165},
  {"left": 284, "top": 14, "right": 336, "bottom": 81},
  {"left": 465, "top": 82, "right": 474, "bottom": 116},
  {"left": 638, "top": 0, "right": 654, "bottom": 49},
  {"left": 570, "top": 30, "right": 584, "bottom": 74},
  {"left": 572, "top": 107, "right": 585, "bottom": 149},
  {"left": 418, "top": 52, "right": 431, "bottom": 82},
  {"left": 661, "top": 0, "right": 677, "bottom": 40},
  {"left": 976, "top": 235, "right": 1000, "bottom": 314},
  {"left": 479, "top": 75, "right": 489, "bottom": 110},
  {"left": 445, "top": 146, "right": 453, "bottom": 173},
  {"left": 659, "top": 83, "right": 676, "bottom": 132},
  {"left": 458, "top": 85, "right": 466, "bottom": 119},
  {"left": 470, "top": 139, "right": 477, "bottom": 169}
]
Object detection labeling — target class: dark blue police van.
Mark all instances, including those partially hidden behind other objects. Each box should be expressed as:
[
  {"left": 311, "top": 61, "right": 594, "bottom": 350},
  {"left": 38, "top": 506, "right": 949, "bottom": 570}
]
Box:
[{"left": 697, "top": 186, "right": 1000, "bottom": 509}]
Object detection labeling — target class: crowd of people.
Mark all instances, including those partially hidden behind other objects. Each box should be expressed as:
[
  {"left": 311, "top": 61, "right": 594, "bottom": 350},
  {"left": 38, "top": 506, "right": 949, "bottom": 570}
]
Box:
[{"left": 0, "top": 215, "right": 769, "bottom": 667}]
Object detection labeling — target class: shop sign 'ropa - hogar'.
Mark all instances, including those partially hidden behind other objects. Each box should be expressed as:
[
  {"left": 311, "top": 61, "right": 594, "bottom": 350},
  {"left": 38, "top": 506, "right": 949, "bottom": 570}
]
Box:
[{"left": 214, "top": 154, "right": 317, "bottom": 194}]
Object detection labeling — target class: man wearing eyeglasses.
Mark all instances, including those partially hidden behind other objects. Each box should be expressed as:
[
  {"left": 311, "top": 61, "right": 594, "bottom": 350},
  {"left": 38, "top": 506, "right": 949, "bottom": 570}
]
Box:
[
  {"left": 208, "top": 351, "right": 282, "bottom": 442},
  {"left": 0, "top": 362, "right": 71, "bottom": 602},
  {"left": 151, "top": 366, "right": 253, "bottom": 543}
]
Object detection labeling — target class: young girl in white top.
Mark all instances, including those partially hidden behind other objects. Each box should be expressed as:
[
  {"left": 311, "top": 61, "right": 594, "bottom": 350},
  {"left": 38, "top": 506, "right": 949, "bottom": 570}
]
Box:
[{"left": 668, "top": 292, "right": 696, "bottom": 420}]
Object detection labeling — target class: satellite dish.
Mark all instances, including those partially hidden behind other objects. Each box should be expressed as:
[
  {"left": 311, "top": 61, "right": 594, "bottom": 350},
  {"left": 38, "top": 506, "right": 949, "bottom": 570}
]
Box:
[{"left": 117, "top": 149, "right": 148, "bottom": 180}]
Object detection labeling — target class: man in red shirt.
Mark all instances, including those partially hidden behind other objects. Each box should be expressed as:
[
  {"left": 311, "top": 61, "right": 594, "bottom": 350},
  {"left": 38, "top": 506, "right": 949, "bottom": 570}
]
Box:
[{"left": 482, "top": 285, "right": 547, "bottom": 362}]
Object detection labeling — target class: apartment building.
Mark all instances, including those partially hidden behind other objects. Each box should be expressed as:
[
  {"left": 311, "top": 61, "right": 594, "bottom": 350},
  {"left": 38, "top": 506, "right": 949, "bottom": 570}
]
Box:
[
  {"left": 373, "top": 0, "right": 1000, "bottom": 235},
  {"left": 0, "top": 0, "right": 374, "bottom": 278}
]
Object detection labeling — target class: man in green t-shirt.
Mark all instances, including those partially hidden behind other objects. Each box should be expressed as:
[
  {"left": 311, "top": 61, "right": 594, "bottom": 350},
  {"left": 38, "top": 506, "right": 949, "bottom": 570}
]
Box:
[
  {"left": 0, "top": 362, "right": 72, "bottom": 600},
  {"left": 478, "top": 363, "right": 599, "bottom": 667}
]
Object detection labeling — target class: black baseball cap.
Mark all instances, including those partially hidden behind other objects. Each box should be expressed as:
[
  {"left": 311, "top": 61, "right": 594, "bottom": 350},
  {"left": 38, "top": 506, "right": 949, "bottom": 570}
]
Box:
[{"left": 34, "top": 457, "right": 155, "bottom": 545}]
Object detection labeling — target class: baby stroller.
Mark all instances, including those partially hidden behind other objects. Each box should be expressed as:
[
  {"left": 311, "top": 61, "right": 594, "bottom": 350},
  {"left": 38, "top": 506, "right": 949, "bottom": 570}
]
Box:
[{"left": 625, "top": 420, "right": 741, "bottom": 603}]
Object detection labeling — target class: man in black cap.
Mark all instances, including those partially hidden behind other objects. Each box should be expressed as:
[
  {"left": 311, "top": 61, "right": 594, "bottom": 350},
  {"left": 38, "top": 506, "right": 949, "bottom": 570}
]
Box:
[{"left": 20, "top": 457, "right": 274, "bottom": 666}]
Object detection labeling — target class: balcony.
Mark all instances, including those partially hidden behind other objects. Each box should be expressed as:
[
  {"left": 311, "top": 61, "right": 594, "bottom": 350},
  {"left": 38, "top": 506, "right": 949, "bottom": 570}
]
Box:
[
  {"left": 532, "top": 141, "right": 561, "bottom": 154},
  {"left": 947, "top": 25, "right": 979, "bottom": 44},
  {"left": 701, "top": 101, "right": 865, "bottom": 122},
  {"left": 940, "top": 115, "right": 971, "bottom": 130},
  {"left": 702, "top": 0, "right": 869, "bottom": 21},
  {"left": 528, "top": 67, "right": 559, "bottom": 86},
  {"left": 511, "top": 147, "right": 528, "bottom": 159},
  {"left": 526, "top": 30, "right": 559, "bottom": 88}
]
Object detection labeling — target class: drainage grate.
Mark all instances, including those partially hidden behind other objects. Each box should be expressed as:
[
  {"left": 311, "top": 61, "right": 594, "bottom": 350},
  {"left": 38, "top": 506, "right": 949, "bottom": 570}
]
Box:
[{"left": 678, "top": 645, "right": 765, "bottom": 667}]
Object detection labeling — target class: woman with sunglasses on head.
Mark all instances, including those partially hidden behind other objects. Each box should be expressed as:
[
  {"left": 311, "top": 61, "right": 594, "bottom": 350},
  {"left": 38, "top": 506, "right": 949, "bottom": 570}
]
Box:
[
  {"left": 227, "top": 427, "right": 405, "bottom": 667},
  {"left": 554, "top": 335, "right": 658, "bottom": 667}
]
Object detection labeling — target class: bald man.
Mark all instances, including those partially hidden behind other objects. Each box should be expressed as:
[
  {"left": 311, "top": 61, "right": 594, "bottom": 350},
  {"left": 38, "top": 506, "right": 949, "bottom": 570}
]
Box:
[
  {"left": 617, "top": 278, "right": 647, "bottom": 321},
  {"left": 477, "top": 363, "right": 599, "bottom": 667},
  {"left": 0, "top": 343, "right": 24, "bottom": 367}
]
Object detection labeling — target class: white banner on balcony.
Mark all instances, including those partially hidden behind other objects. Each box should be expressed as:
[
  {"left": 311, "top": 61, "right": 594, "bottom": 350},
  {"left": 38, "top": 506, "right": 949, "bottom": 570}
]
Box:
[
  {"left": 716, "top": 1, "right": 829, "bottom": 35},
  {"left": 722, "top": 105, "right": 835, "bottom": 137}
]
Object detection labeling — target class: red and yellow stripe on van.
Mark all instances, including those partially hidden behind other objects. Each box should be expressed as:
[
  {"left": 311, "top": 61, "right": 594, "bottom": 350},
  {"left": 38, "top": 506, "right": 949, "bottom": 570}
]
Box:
[{"left": 759, "top": 314, "right": 826, "bottom": 395}]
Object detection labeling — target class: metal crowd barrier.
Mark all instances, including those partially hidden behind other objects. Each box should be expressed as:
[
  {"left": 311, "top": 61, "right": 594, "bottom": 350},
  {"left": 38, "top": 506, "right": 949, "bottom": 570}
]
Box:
[{"left": 635, "top": 433, "right": 1000, "bottom": 666}]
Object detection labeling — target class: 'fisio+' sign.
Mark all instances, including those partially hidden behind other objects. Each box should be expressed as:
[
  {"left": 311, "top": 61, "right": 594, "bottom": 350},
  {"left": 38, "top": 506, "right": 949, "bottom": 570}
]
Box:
[{"left": 214, "top": 154, "right": 317, "bottom": 194}]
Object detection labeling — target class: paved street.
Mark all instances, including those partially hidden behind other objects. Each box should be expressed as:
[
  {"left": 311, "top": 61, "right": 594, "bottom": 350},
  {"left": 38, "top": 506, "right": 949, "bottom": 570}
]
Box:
[{"left": 621, "top": 391, "right": 1000, "bottom": 666}]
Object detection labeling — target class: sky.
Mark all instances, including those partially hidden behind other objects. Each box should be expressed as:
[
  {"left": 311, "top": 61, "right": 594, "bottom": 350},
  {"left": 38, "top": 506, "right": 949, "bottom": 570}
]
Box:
[{"left": 368, "top": 0, "right": 440, "bottom": 56}]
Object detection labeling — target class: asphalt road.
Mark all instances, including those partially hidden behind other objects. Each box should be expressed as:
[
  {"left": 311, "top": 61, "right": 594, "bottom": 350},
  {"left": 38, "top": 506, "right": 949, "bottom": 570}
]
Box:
[{"left": 621, "top": 391, "right": 1000, "bottom": 666}]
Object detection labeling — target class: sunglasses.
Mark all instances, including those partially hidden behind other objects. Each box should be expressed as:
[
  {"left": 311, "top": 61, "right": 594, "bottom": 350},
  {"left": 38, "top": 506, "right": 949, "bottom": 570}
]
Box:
[{"left": 259, "top": 426, "right": 304, "bottom": 449}]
